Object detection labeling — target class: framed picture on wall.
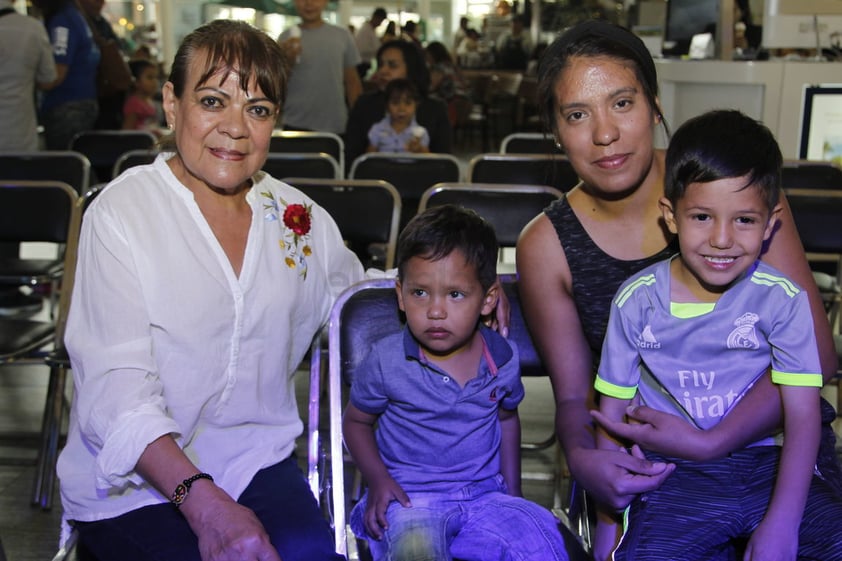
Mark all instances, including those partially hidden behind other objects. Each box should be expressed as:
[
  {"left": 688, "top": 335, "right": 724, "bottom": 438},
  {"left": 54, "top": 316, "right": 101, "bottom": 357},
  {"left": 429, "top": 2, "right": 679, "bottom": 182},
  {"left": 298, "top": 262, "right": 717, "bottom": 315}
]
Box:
[{"left": 799, "top": 84, "right": 842, "bottom": 165}]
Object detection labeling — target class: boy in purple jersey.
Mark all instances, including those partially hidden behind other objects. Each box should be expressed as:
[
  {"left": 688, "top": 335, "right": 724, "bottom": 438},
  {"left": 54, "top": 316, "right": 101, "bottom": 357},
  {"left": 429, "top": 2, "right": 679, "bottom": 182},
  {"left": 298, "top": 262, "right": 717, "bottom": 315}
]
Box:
[{"left": 592, "top": 110, "right": 842, "bottom": 561}]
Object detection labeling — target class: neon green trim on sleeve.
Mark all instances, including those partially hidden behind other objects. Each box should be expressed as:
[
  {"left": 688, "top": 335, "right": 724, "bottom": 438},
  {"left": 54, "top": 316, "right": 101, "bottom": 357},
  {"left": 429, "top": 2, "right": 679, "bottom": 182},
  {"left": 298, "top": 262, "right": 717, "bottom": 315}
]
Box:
[
  {"left": 594, "top": 376, "right": 638, "bottom": 399},
  {"left": 771, "top": 370, "right": 823, "bottom": 387}
]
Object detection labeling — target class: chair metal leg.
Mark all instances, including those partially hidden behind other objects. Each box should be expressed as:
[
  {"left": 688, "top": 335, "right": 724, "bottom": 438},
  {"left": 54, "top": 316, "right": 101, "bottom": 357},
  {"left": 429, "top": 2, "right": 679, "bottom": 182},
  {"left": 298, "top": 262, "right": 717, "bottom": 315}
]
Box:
[{"left": 32, "top": 364, "right": 67, "bottom": 509}]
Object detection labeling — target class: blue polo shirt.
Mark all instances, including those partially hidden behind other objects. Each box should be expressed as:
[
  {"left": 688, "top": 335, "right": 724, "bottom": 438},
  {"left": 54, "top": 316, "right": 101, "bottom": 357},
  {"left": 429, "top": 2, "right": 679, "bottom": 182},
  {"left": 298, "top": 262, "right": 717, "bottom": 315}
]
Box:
[{"left": 350, "top": 325, "right": 524, "bottom": 494}]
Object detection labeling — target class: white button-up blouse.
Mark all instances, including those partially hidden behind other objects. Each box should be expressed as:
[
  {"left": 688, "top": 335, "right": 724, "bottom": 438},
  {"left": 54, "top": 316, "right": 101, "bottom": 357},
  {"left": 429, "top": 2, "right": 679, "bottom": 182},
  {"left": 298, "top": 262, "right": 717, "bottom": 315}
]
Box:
[{"left": 57, "top": 155, "right": 364, "bottom": 529}]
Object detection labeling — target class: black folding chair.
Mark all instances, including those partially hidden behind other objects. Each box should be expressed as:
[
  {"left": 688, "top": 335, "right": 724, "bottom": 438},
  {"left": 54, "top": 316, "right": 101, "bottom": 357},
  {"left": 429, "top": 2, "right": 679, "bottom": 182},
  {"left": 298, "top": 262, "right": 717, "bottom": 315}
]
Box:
[
  {"left": 283, "top": 178, "right": 401, "bottom": 270},
  {"left": 270, "top": 130, "right": 345, "bottom": 176},
  {"left": 112, "top": 148, "right": 159, "bottom": 178},
  {"left": 0, "top": 180, "right": 82, "bottom": 509},
  {"left": 782, "top": 160, "right": 842, "bottom": 191},
  {"left": 0, "top": 151, "right": 90, "bottom": 195},
  {"left": 262, "top": 152, "right": 341, "bottom": 181},
  {"left": 500, "top": 132, "right": 563, "bottom": 155},
  {"left": 69, "top": 130, "right": 156, "bottom": 184},
  {"left": 419, "top": 182, "right": 563, "bottom": 274},
  {"left": 349, "top": 152, "right": 462, "bottom": 232},
  {"left": 468, "top": 153, "right": 579, "bottom": 193},
  {"left": 784, "top": 188, "right": 842, "bottom": 410}
]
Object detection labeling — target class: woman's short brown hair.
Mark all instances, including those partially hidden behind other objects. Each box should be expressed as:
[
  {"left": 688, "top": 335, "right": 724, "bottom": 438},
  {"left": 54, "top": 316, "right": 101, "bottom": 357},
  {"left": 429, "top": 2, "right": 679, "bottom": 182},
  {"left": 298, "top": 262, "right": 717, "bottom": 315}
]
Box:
[{"left": 168, "top": 19, "right": 289, "bottom": 107}]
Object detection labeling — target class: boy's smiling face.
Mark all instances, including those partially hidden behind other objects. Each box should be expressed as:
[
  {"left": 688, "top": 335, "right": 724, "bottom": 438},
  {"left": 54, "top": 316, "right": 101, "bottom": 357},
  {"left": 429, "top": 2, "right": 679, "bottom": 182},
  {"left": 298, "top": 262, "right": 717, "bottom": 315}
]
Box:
[
  {"left": 660, "top": 175, "right": 781, "bottom": 301},
  {"left": 396, "top": 249, "right": 497, "bottom": 360}
]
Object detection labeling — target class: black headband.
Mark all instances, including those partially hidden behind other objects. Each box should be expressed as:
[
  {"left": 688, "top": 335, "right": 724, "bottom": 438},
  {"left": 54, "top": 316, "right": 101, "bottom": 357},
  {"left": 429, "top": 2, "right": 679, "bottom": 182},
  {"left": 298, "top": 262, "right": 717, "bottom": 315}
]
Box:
[{"left": 556, "top": 20, "right": 658, "bottom": 95}]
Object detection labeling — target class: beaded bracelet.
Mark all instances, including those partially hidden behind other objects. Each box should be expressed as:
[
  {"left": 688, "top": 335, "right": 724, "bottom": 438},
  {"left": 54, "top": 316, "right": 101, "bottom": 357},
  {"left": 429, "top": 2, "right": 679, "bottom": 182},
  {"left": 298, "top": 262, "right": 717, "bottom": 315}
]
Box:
[{"left": 171, "top": 473, "right": 214, "bottom": 508}]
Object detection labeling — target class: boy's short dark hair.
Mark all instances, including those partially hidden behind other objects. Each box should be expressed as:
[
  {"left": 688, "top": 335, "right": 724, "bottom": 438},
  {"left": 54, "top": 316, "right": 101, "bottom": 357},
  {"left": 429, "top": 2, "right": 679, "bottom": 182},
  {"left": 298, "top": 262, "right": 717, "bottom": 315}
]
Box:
[
  {"left": 664, "top": 109, "right": 781, "bottom": 211},
  {"left": 384, "top": 78, "right": 420, "bottom": 105},
  {"left": 397, "top": 205, "right": 499, "bottom": 291}
]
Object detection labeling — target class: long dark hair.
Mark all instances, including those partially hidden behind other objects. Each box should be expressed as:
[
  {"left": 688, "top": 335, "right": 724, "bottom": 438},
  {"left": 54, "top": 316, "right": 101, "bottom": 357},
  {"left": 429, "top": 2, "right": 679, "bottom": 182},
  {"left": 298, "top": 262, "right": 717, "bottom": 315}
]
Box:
[{"left": 376, "top": 39, "right": 430, "bottom": 97}]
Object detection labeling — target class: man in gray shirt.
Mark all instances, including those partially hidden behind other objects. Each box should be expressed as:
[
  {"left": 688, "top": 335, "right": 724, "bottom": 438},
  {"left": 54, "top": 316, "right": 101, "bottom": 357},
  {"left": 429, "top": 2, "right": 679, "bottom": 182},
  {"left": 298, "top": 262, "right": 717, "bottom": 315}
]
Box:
[
  {"left": 0, "top": 0, "right": 57, "bottom": 151},
  {"left": 278, "top": 0, "right": 362, "bottom": 134}
]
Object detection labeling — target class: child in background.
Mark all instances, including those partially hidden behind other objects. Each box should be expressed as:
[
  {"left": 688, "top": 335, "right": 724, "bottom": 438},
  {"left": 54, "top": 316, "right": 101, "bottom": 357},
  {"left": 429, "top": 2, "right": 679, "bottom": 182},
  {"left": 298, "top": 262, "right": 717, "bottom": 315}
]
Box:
[
  {"left": 343, "top": 205, "right": 568, "bottom": 561},
  {"left": 592, "top": 109, "right": 842, "bottom": 560},
  {"left": 122, "top": 59, "right": 161, "bottom": 133},
  {"left": 366, "top": 78, "right": 429, "bottom": 153}
]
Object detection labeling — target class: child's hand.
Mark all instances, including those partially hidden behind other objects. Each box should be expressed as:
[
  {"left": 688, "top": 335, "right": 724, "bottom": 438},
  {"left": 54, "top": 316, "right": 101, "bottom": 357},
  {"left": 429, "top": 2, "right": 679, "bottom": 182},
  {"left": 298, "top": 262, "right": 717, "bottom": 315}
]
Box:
[
  {"left": 405, "top": 137, "right": 428, "bottom": 153},
  {"left": 364, "top": 477, "right": 412, "bottom": 540},
  {"left": 744, "top": 519, "right": 798, "bottom": 561}
]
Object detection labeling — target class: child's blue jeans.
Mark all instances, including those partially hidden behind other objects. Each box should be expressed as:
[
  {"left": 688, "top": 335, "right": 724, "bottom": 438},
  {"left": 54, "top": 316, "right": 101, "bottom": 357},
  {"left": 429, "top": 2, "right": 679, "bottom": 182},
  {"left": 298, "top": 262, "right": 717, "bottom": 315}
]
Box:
[{"left": 351, "top": 474, "right": 569, "bottom": 561}]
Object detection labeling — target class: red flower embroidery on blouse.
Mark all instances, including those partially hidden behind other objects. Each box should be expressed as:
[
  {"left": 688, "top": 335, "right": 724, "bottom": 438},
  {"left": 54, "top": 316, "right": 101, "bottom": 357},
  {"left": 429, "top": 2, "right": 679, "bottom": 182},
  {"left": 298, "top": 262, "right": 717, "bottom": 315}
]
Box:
[{"left": 283, "top": 204, "right": 311, "bottom": 236}]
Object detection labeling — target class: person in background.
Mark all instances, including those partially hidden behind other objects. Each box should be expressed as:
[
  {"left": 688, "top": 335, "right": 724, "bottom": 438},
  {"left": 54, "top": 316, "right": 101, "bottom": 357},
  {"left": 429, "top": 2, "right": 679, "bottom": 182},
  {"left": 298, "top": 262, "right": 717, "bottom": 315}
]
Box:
[
  {"left": 594, "top": 109, "right": 842, "bottom": 560},
  {"left": 425, "top": 41, "right": 469, "bottom": 103},
  {"left": 495, "top": 13, "right": 532, "bottom": 71},
  {"left": 79, "top": 0, "right": 128, "bottom": 129},
  {"left": 278, "top": 0, "right": 362, "bottom": 134},
  {"left": 34, "top": 0, "right": 99, "bottom": 150},
  {"left": 0, "top": 0, "right": 56, "bottom": 151},
  {"left": 366, "top": 78, "right": 429, "bottom": 154},
  {"left": 122, "top": 59, "right": 161, "bottom": 134},
  {"left": 56, "top": 19, "right": 362, "bottom": 561},
  {"left": 515, "top": 20, "right": 841, "bottom": 560},
  {"left": 424, "top": 41, "right": 471, "bottom": 127},
  {"left": 453, "top": 15, "right": 470, "bottom": 53},
  {"left": 344, "top": 39, "right": 451, "bottom": 170},
  {"left": 355, "top": 7, "right": 387, "bottom": 79},
  {"left": 381, "top": 20, "right": 398, "bottom": 43},
  {"left": 344, "top": 205, "right": 569, "bottom": 561},
  {"left": 401, "top": 20, "right": 423, "bottom": 52}
]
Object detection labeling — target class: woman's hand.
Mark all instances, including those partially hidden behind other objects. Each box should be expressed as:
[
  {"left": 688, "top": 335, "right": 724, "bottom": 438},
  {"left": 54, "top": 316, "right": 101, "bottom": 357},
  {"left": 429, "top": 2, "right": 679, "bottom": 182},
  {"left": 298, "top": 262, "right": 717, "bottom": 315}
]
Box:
[
  {"left": 591, "top": 405, "right": 713, "bottom": 461},
  {"left": 566, "top": 444, "right": 674, "bottom": 510},
  {"left": 182, "top": 482, "right": 281, "bottom": 561},
  {"left": 363, "top": 476, "right": 411, "bottom": 540}
]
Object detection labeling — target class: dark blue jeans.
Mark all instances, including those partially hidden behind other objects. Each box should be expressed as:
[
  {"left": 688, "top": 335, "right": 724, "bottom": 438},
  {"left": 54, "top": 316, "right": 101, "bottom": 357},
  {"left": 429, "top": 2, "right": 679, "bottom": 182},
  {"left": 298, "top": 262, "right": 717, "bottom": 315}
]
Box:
[{"left": 74, "top": 455, "right": 343, "bottom": 561}]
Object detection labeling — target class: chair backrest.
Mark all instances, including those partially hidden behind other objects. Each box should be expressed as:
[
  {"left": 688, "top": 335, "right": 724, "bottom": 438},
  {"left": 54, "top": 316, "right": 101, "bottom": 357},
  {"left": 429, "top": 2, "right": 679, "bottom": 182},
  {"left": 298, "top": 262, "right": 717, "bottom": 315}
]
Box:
[
  {"left": 262, "top": 152, "right": 341, "bottom": 181},
  {"left": 418, "top": 182, "right": 562, "bottom": 247},
  {"left": 324, "top": 273, "right": 545, "bottom": 554},
  {"left": 785, "top": 188, "right": 842, "bottom": 265},
  {"left": 270, "top": 130, "right": 345, "bottom": 174},
  {"left": 468, "top": 153, "right": 579, "bottom": 192},
  {"left": 500, "top": 133, "right": 562, "bottom": 155},
  {"left": 69, "top": 130, "right": 157, "bottom": 183},
  {"left": 349, "top": 152, "right": 462, "bottom": 231},
  {"left": 0, "top": 180, "right": 78, "bottom": 244},
  {"left": 283, "top": 178, "right": 401, "bottom": 269},
  {"left": 782, "top": 160, "right": 842, "bottom": 191},
  {"left": 0, "top": 151, "right": 90, "bottom": 195},
  {"left": 112, "top": 149, "right": 159, "bottom": 178}
]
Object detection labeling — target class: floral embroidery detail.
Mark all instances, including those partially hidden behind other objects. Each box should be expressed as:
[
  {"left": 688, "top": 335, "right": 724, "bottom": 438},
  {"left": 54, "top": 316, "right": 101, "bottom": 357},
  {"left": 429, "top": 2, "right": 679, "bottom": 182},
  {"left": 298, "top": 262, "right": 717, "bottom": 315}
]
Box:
[
  {"left": 284, "top": 204, "right": 311, "bottom": 236},
  {"left": 263, "top": 191, "right": 314, "bottom": 279}
]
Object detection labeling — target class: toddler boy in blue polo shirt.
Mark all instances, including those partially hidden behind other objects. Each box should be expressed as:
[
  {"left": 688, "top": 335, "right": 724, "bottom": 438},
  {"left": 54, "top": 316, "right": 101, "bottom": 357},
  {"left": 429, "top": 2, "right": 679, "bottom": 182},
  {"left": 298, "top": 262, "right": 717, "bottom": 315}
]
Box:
[{"left": 343, "top": 205, "right": 568, "bottom": 561}]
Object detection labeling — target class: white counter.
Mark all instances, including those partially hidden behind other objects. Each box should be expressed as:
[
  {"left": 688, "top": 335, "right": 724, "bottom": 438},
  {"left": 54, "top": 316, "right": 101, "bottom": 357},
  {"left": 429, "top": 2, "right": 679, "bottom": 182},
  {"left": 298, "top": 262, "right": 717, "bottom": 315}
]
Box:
[{"left": 655, "top": 59, "right": 842, "bottom": 158}]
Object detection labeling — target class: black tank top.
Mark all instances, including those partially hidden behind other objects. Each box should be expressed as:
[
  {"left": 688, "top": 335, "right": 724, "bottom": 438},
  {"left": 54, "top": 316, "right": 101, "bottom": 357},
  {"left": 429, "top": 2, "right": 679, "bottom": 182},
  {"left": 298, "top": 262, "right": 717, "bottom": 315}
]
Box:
[{"left": 544, "top": 195, "right": 676, "bottom": 362}]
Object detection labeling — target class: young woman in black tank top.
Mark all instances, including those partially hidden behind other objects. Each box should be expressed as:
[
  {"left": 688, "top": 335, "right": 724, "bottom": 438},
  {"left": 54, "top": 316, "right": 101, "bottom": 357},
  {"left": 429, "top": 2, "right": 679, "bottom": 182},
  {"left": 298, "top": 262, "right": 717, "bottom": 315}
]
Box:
[{"left": 515, "top": 20, "right": 840, "bottom": 559}]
